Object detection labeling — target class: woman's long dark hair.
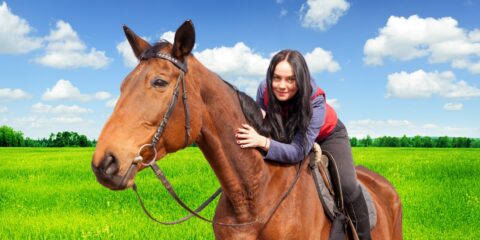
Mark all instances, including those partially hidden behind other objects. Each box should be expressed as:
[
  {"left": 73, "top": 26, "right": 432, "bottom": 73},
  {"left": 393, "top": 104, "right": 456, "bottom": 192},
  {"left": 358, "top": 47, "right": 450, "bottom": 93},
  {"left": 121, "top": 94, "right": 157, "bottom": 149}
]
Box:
[{"left": 266, "top": 50, "right": 312, "bottom": 144}]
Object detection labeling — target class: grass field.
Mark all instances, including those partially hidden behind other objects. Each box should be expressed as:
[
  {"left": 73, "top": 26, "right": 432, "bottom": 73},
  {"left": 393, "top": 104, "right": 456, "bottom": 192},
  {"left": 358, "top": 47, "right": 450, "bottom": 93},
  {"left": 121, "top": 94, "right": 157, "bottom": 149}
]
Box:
[{"left": 0, "top": 147, "right": 479, "bottom": 239}]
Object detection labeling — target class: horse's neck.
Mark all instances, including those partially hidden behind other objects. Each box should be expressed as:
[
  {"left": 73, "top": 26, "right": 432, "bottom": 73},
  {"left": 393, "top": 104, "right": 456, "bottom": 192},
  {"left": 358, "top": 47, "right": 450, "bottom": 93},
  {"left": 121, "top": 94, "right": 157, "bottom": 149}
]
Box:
[{"left": 192, "top": 63, "right": 270, "bottom": 221}]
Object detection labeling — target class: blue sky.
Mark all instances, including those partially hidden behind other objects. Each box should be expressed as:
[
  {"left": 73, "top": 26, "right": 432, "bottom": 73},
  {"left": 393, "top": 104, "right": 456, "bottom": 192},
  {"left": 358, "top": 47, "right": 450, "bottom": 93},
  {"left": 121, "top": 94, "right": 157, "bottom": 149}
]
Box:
[{"left": 1, "top": 0, "right": 479, "bottom": 139}]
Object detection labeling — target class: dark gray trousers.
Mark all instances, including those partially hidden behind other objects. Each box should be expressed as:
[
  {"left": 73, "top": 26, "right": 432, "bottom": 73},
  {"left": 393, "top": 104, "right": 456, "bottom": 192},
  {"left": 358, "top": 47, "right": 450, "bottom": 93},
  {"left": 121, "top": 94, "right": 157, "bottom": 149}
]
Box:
[
  {"left": 317, "top": 119, "right": 361, "bottom": 204},
  {"left": 317, "top": 120, "right": 371, "bottom": 239}
]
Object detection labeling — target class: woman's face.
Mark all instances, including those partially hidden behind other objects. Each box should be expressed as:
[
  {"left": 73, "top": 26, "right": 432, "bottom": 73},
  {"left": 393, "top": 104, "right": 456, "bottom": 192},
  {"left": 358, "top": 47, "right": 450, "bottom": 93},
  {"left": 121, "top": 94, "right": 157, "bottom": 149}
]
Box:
[{"left": 272, "top": 60, "right": 298, "bottom": 102}]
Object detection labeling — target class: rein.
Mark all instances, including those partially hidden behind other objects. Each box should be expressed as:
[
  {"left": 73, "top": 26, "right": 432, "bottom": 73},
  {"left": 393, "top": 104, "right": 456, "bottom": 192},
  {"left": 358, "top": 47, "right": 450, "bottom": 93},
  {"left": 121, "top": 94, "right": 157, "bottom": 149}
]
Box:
[{"left": 126, "top": 51, "right": 304, "bottom": 227}]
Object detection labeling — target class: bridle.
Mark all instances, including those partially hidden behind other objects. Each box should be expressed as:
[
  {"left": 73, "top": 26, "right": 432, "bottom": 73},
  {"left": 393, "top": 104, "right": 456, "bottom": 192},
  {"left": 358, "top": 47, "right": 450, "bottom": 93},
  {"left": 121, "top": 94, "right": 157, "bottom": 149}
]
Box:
[{"left": 121, "top": 50, "right": 303, "bottom": 227}]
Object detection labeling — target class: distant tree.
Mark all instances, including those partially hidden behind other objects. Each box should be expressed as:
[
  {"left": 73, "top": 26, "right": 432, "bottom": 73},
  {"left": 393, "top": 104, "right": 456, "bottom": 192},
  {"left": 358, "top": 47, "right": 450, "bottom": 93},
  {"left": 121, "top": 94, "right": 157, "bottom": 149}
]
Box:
[
  {"left": 386, "top": 136, "right": 400, "bottom": 147},
  {"left": 373, "top": 136, "right": 384, "bottom": 147},
  {"left": 451, "top": 137, "right": 471, "bottom": 148},
  {"left": 400, "top": 135, "right": 411, "bottom": 147},
  {"left": 359, "top": 135, "right": 373, "bottom": 147},
  {"left": 421, "top": 136, "right": 433, "bottom": 148},
  {"left": 411, "top": 135, "right": 421, "bottom": 147},
  {"left": 365, "top": 135, "right": 373, "bottom": 147},
  {"left": 472, "top": 139, "right": 480, "bottom": 148},
  {"left": 0, "top": 125, "right": 24, "bottom": 147},
  {"left": 350, "top": 137, "right": 358, "bottom": 147},
  {"left": 78, "top": 135, "right": 90, "bottom": 147},
  {"left": 435, "top": 136, "right": 450, "bottom": 148}
]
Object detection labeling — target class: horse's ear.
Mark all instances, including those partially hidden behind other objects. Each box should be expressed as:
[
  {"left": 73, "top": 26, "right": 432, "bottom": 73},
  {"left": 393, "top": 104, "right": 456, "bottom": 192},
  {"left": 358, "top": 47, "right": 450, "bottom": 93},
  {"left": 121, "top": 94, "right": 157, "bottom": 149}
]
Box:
[
  {"left": 123, "top": 25, "right": 151, "bottom": 60},
  {"left": 172, "top": 20, "right": 195, "bottom": 61}
]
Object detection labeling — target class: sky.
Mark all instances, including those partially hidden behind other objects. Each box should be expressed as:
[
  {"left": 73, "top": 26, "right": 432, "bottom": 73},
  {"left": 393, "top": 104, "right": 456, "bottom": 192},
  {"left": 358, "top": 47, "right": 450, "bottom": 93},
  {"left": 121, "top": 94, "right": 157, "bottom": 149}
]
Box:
[{"left": 0, "top": 0, "right": 479, "bottom": 140}]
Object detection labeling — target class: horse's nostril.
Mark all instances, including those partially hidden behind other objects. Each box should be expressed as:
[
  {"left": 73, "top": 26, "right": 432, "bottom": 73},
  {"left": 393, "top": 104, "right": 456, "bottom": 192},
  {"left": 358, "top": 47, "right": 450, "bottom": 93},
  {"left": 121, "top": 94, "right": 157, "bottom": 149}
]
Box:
[{"left": 103, "top": 154, "right": 119, "bottom": 176}]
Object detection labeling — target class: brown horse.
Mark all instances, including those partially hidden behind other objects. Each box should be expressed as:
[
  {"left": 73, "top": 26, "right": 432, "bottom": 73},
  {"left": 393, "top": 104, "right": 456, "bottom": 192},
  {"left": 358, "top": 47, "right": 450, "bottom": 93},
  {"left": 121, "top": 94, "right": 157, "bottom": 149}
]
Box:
[{"left": 91, "top": 20, "right": 402, "bottom": 239}]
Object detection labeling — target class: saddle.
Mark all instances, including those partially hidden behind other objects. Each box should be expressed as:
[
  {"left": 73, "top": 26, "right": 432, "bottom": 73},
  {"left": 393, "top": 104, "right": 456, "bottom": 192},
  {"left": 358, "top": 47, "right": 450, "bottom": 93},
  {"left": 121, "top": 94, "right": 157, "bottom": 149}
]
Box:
[{"left": 308, "top": 143, "right": 377, "bottom": 239}]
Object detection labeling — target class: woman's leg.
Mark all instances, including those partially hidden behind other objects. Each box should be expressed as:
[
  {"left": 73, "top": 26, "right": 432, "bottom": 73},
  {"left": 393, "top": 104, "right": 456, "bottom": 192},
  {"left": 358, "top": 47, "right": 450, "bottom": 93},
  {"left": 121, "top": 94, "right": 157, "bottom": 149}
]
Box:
[{"left": 319, "top": 120, "right": 371, "bottom": 240}]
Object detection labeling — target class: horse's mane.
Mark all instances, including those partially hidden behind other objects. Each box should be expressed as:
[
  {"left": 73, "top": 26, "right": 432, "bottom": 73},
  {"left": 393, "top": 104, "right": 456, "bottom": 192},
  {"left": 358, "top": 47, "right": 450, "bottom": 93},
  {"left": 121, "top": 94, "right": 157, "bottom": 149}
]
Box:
[{"left": 223, "top": 81, "right": 272, "bottom": 137}]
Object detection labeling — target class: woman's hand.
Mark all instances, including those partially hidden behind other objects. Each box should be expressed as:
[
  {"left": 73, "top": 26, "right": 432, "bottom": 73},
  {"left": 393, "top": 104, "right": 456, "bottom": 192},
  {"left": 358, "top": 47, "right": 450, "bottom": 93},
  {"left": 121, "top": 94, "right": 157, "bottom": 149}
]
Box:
[{"left": 235, "top": 124, "right": 270, "bottom": 150}]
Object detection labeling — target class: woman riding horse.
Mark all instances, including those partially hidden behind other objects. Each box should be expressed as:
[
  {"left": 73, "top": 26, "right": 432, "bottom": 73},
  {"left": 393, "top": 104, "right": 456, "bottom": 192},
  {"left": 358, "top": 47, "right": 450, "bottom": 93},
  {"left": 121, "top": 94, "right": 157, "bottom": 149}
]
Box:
[{"left": 91, "top": 20, "right": 402, "bottom": 239}]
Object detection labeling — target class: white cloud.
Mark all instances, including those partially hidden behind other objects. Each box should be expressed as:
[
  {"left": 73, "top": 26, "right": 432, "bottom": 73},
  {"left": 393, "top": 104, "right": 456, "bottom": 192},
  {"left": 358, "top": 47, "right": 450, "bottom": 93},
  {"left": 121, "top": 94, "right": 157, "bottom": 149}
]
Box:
[
  {"left": 117, "top": 34, "right": 155, "bottom": 68},
  {"left": 326, "top": 98, "right": 340, "bottom": 109},
  {"left": 42, "top": 79, "right": 111, "bottom": 102},
  {"left": 0, "top": 106, "right": 7, "bottom": 113},
  {"left": 364, "top": 15, "right": 480, "bottom": 74},
  {"left": 195, "top": 42, "right": 269, "bottom": 78},
  {"left": 300, "top": 0, "right": 350, "bottom": 31},
  {"left": 14, "top": 116, "right": 44, "bottom": 128},
  {"left": 0, "top": 88, "right": 31, "bottom": 100},
  {"left": 13, "top": 115, "right": 90, "bottom": 128},
  {"left": 0, "top": 2, "right": 42, "bottom": 54},
  {"left": 443, "top": 102, "right": 463, "bottom": 111},
  {"left": 280, "top": 8, "right": 288, "bottom": 17},
  {"left": 160, "top": 31, "right": 175, "bottom": 43},
  {"left": 304, "top": 47, "right": 340, "bottom": 73},
  {"left": 31, "top": 102, "right": 92, "bottom": 114},
  {"left": 51, "top": 116, "right": 84, "bottom": 124},
  {"left": 106, "top": 97, "right": 118, "bottom": 108},
  {"left": 34, "top": 20, "right": 111, "bottom": 69},
  {"left": 386, "top": 69, "right": 480, "bottom": 99},
  {"left": 31, "top": 102, "right": 50, "bottom": 113},
  {"left": 94, "top": 91, "right": 112, "bottom": 100},
  {"left": 42, "top": 79, "right": 89, "bottom": 101},
  {"left": 346, "top": 119, "right": 479, "bottom": 138},
  {"left": 194, "top": 42, "right": 270, "bottom": 97},
  {"left": 116, "top": 39, "right": 138, "bottom": 68}
]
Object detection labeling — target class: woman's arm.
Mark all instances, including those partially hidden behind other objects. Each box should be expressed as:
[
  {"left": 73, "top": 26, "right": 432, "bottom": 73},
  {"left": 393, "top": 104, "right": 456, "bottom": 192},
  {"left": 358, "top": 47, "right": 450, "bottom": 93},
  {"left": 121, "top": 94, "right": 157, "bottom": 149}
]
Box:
[
  {"left": 236, "top": 96, "right": 326, "bottom": 163},
  {"left": 264, "top": 96, "right": 325, "bottom": 163}
]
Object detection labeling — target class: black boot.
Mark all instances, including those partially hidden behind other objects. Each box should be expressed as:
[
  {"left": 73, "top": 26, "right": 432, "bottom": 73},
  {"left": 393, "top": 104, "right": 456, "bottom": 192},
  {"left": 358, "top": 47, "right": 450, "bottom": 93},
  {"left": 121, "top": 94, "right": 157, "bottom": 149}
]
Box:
[{"left": 345, "top": 190, "right": 371, "bottom": 240}]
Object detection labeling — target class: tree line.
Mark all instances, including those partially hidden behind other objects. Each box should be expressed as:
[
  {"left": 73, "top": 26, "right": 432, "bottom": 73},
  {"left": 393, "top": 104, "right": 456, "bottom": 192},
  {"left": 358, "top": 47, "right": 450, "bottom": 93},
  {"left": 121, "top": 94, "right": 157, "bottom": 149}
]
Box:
[
  {"left": 350, "top": 135, "right": 480, "bottom": 148},
  {"left": 0, "top": 125, "right": 96, "bottom": 147},
  {"left": 1, "top": 125, "right": 479, "bottom": 148}
]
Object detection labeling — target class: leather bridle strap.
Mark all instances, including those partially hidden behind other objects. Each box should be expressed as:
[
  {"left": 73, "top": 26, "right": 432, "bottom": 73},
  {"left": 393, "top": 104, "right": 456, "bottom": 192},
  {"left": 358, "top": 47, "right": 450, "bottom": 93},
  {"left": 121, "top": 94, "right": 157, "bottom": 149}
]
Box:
[
  {"left": 151, "top": 71, "right": 183, "bottom": 146},
  {"left": 181, "top": 72, "right": 191, "bottom": 147},
  {"left": 132, "top": 163, "right": 222, "bottom": 224},
  {"left": 134, "top": 159, "right": 303, "bottom": 227}
]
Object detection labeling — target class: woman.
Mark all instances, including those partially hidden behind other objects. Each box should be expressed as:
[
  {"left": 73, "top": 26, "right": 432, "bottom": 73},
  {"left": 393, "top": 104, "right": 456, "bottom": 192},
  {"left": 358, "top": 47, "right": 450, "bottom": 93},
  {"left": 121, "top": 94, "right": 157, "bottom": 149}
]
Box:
[{"left": 235, "top": 50, "right": 371, "bottom": 239}]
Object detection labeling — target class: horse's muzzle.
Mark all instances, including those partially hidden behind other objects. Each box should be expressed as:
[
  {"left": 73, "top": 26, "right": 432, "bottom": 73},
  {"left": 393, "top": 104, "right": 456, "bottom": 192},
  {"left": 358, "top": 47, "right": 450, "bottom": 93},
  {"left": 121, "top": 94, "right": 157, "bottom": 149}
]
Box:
[{"left": 92, "top": 153, "right": 131, "bottom": 190}]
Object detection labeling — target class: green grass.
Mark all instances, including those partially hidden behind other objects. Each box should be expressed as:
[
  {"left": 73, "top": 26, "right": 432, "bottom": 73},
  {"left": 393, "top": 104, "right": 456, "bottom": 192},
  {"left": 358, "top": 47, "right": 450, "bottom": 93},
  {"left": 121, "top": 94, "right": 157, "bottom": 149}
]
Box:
[{"left": 1, "top": 147, "right": 479, "bottom": 239}]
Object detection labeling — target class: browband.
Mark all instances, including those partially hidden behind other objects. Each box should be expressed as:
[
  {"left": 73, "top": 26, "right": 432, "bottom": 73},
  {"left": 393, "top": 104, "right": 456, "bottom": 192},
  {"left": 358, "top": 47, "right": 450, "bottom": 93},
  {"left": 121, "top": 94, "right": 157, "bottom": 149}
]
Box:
[{"left": 141, "top": 51, "right": 188, "bottom": 73}]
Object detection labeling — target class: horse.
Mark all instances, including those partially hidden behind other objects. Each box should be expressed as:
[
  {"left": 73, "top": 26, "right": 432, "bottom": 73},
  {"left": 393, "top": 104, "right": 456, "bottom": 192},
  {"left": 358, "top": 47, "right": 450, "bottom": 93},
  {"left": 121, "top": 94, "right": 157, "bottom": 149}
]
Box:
[{"left": 91, "top": 20, "right": 402, "bottom": 239}]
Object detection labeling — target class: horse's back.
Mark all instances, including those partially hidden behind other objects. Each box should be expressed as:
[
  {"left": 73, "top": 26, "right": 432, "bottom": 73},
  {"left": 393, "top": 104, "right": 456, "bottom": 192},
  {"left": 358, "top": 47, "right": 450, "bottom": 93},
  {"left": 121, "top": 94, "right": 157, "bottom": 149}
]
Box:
[{"left": 356, "top": 166, "right": 403, "bottom": 240}]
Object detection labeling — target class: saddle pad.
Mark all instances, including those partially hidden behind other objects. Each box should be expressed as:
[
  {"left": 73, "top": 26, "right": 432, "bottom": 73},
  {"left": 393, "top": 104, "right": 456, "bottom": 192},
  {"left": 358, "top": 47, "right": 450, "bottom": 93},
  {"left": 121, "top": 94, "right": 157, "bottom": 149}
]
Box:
[
  {"left": 310, "top": 151, "right": 377, "bottom": 230},
  {"left": 360, "top": 182, "right": 377, "bottom": 230}
]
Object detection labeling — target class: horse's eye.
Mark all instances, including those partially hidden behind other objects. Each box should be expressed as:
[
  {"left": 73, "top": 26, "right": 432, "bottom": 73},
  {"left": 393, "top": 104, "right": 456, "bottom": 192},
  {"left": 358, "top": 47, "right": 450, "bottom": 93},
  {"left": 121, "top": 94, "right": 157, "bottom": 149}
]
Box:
[{"left": 152, "top": 78, "right": 169, "bottom": 88}]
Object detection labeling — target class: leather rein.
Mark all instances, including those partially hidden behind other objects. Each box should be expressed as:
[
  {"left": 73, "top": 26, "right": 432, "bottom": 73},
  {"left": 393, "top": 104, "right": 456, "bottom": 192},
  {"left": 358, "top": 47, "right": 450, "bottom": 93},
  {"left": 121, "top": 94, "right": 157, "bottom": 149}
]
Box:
[{"left": 125, "top": 51, "right": 303, "bottom": 227}]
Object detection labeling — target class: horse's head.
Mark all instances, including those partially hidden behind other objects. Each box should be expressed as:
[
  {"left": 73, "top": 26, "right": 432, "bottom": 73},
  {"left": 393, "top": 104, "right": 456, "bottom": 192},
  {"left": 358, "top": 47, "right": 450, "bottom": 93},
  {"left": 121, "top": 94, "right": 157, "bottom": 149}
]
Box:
[{"left": 92, "top": 20, "right": 202, "bottom": 190}]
